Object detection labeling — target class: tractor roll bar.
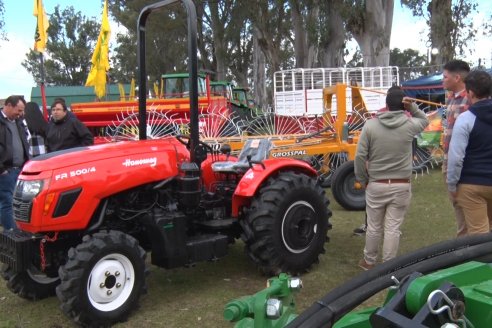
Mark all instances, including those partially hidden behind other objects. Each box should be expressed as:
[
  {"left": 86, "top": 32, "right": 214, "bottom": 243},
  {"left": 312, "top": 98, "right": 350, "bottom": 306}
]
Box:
[{"left": 137, "top": 0, "right": 200, "bottom": 165}]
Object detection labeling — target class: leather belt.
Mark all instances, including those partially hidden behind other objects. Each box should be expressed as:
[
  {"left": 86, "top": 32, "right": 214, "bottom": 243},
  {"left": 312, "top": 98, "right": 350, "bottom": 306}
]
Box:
[{"left": 373, "top": 178, "right": 410, "bottom": 184}]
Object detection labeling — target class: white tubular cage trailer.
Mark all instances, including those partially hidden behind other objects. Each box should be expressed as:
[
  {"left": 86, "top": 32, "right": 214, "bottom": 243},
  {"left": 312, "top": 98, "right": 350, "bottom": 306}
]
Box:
[{"left": 273, "top": 67, "right": 399, "bottom": 117}]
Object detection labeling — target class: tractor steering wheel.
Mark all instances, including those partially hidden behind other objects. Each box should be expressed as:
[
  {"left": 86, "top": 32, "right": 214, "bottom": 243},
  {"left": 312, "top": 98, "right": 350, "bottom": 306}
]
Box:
[{"left": 175, "top": 134, "right": 214, "bottom": 154}]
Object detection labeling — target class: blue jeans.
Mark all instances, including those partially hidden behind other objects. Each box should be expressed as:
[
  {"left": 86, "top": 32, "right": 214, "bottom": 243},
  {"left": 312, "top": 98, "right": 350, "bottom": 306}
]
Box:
[{"left": 0, "top": 168, "right": 20, "bottom": 230}]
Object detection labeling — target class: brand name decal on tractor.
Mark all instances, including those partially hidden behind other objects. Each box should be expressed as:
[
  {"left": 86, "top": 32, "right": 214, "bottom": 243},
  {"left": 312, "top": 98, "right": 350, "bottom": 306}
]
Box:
[
  {"left": 55, "top": 167, "right": 96, "bottom": 181},
  {"left": 271, "top": 150, "right": 307, "bottom": 157},
  {"left": 122, "top": 157, "right": 157, "bottom": 167},
  {"left": 244, "top": 171, "right": 255, "bottom": 180}
]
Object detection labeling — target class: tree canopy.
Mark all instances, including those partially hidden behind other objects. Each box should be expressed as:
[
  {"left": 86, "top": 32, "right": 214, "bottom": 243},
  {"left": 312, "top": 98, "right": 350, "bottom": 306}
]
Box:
[
  {"left": 22, "top": 6, "right": 99, "bottom": 85},
  {"left": 21, "top": 0, "right": 481, "bottom": 107},
  {"left": 0, "top": 0, "right": 6, "bottom": 42},
  {"left": 401, "top": 0, "right": 478, "bottom": 64}
]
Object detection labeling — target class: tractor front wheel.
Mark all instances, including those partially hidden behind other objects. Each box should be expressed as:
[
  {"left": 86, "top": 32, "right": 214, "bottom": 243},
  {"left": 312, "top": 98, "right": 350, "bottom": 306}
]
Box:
[
  {"left": 56, "top": 230, "right": 147, "bottom": 327},
  {"left": 241, "top": 171, "right": 331, "bottom": 275},
  {"left": 1, "top": 264, "right": 59, "bottom": 300}
]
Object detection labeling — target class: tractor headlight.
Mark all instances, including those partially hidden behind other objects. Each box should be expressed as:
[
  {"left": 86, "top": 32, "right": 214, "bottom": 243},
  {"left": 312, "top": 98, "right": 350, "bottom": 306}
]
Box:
[
  {"left": 266, "top": 298, "right": 282, "bottom": 319},
  {"left": 17, "top": 180, "right": 44, "bottom": 199}
]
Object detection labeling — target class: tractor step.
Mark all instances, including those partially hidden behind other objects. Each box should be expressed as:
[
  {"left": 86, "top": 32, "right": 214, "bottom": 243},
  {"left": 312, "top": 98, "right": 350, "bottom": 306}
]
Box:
[
  {"left": 195, "top": 218, "right": 235, "bottom": 230},
  {"left": 186, "top": 234, "right": 228, "bottom": 263}
]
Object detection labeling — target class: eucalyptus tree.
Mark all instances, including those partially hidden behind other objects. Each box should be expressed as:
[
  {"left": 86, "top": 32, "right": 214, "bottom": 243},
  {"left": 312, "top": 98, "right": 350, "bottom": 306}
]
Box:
[
  {"left": 318, "top": 0, "right": 346, "bottom": 67},
  {"left": 401, "top": 0, "right": 478, "bottom": 65},
  {"left": 109, "top": 0, "right": 188, "bottom": 83},
  {"left": 288, "top": 0, "right": 319, "bottom": 68},
  {"left": 344, "top": 0, "right": 395, "bottom": 67},
  {"left": 22, "top": 6, "right": 99, "bottom": 85}
]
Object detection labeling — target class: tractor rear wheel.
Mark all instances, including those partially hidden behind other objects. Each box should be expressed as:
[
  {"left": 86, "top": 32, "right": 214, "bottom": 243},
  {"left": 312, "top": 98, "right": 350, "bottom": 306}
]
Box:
[
  {"left": 241, "top": 171, "right": 331, "bottom": 275},
  {"left": 56, "top": 230, "right": 147, "bottom": 327},
  {"left": 1, "top": 264, "right": 59, "bottom": 300},
  {"left": 331, "top": 160, "right": 366, "bottom": 211}
]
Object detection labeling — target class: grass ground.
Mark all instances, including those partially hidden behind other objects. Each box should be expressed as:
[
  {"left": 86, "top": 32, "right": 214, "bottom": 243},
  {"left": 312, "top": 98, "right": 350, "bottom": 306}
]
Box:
[{"left": 0, "top": 168, "right": 455, "bottom": 328}]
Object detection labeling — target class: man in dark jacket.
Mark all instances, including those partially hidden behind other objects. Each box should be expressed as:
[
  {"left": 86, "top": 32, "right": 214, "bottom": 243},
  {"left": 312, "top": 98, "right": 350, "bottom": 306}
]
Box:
[
  {"left": 0, "top": 95, "right": 29, "bottom": 230},
  {"left": 46, "top": 98, "right": 93, "bottom": 152},
  {"left": 447, "top": 70, "right": 492, "bottom": 235}
]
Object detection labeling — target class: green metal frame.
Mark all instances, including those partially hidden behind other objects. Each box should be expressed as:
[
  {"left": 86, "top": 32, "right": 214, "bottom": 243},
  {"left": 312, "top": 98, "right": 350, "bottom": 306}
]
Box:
[{"left": 224, "top": 273, "right": 300, "bottom": 328}]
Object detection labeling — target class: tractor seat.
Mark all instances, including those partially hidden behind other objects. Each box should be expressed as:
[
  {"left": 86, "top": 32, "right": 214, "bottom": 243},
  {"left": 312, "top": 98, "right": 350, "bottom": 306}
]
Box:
[{"left": 212, "top": 139, "right": 272, "bottom": 173}]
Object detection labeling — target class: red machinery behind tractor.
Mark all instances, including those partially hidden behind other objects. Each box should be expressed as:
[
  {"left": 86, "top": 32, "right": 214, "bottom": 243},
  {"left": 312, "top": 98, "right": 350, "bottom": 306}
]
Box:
[
  {"left": 0, "top": 1, "right": 332, "bottom": 326},
  {"left": 71, "top": 72, "right": 230, "bottom": 144}
]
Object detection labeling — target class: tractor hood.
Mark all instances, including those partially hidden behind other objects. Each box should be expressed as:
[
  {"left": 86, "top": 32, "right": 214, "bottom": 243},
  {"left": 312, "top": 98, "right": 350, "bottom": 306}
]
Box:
[
  {"left": 23, "top": 138, "right": 188, "bottom": 173},
  {"left": 15, "top": 138, "right": 190, "bottom": 232}
]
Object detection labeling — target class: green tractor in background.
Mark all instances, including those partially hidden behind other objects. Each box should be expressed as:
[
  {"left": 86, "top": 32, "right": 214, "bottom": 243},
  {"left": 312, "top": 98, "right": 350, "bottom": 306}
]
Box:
[
  {"left": 210, "top": 80, "right": 234, "bottom": 100},
  {"left": 211, "top": 81, "right": 261, "bottom": 122},
  {"left": 162, "top": 72, "right": 208, "bottom": 98},
  {"left": 232, "top": 87, "right": 261, "bottom": 117}
]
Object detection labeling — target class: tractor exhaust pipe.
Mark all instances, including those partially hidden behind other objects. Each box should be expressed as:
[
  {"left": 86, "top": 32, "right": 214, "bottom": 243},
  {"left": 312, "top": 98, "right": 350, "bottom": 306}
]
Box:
[{"left": 137, "top": 0, "right": 200, "bottom": 165}]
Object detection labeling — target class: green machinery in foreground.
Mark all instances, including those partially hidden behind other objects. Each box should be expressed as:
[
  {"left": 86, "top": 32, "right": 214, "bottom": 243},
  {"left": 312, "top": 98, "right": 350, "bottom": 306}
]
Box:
[
  {"left": 225, "top": 233, "right": 492, "bottom": 328},
  {"left": 334, "top": 261, "right": 491, "bottom": 327},
  {"left": 224, "top": 273, "right": 301, "bottom": 328}
]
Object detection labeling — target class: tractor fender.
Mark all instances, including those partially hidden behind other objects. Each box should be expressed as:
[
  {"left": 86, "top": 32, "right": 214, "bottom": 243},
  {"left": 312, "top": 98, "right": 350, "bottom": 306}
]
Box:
[{"left": 231, "top": 158, "right": 317, "bottom": 217}]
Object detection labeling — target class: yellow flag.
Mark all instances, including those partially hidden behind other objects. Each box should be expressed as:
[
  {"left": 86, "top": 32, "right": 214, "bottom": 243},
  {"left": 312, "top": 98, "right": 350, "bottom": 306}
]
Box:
[
  {"left": 118, "top": 83, "right": 126, "bottom": 101},
  {"left": 153, "top": 81, "right": 159, "bottom": 98},
  {"left": 33, "top": 0, "right": 49, "bottom": 52},
  {"left": 85, "top": 0, "right": 111, "bottom": 99},
  {"left": 160, "top": 77, "right": 164, "bottom": 98},
  {"left": 130, "top": 78, "right": 136, "bottom": 99}
]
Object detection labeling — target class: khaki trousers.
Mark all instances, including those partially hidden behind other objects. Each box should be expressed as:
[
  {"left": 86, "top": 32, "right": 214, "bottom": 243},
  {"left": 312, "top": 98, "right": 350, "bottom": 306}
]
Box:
[
  {"left": 456, "top": 184, "right": 492, "bottom": 235},
  {"left": 445, "top": 173, "right": 467, "bottom": 237},
  {"left": 364, "top": 182, "right": 412, "bottom": 265}
]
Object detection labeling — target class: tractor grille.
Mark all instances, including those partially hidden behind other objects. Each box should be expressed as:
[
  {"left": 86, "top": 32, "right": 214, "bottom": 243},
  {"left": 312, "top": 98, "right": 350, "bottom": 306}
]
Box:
[
  {"left": 13, "top": 196, "right": 32, "bottom": 223},
  {"left": 0, "top": 230, "right": 34, "bottom": 272}
]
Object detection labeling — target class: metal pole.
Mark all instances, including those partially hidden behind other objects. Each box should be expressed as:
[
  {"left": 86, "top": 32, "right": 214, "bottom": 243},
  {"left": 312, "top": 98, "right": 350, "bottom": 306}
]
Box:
[
  {"left": 137, "top": 0, "right": 198, "bottom": 164},
  {"left": 39, "top": 52, "right": 48, "bottom": 120}
]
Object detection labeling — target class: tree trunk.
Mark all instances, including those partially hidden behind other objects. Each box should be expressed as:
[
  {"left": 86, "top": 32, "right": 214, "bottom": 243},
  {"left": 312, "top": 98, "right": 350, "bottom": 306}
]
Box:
[
  {"left": 196, "top": 4, "right": 213, "bottom": 72},
  {"left": 290, "top": 1, "right": 307, "bottom": 68},
  {"left": 428, "top": 0, "right": 453, "bottom": 65},
  {"left": 249, "top": 1, "right": 286, "bottom": 73},
  {"left": 253, "top": 34, "right": 268, "bottom": 110},
  {"left": 306, "top": 3, "right": 319, "bottom": 67},
  {"left": 352, "top": 0, "right": 394, "bottom": 67},
  {"left": 219, "top": 1, "right": 252, "bottom": 88},
  {"left": 290, "top": 0, "right": 320, "bottom": 68},
  {"left": 208, "top": 1, "right": 228, "bottom": 80},
  {"left": 319, "top": 0, "right": 345, "bottom": 67}
]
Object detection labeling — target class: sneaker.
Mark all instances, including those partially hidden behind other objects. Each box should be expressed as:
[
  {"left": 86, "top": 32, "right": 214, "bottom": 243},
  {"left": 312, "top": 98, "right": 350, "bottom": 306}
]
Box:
[
  {"left": 353, "top": 224, "right": 367, "bottom": 236},
  {"left": 358, "top": 259, "right": 375, "bottom": 271}
]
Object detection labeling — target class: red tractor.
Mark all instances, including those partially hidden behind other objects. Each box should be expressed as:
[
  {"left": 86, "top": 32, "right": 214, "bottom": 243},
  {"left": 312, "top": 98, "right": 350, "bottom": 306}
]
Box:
[{"left": 0, "top": 1, "right": 331, "bottom": 327}]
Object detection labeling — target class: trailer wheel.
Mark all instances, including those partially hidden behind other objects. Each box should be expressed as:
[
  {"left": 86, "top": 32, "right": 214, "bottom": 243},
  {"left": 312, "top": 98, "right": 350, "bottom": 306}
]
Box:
[
  {"left": 56, "top": 230, "right": 147, "bottom": 327},
  {"left": 241, "top": 171, "right": 331, "bottom": 275},
  {"left": 331, "top": 160, "right": 365, "bottom": 211},
  {"left": 311, "top": 153, "right": 348, "bottom": 188},
  {"left": 1, "top": 264, "right": 59, "bottom": 300}
]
